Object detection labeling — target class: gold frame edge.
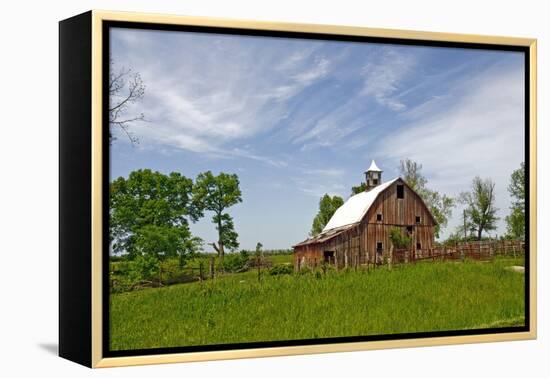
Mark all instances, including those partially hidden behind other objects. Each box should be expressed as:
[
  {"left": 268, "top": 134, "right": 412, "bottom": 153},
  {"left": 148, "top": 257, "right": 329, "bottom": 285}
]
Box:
[{"left": 89, "top": 9, "right": 537, "bottom": 368}]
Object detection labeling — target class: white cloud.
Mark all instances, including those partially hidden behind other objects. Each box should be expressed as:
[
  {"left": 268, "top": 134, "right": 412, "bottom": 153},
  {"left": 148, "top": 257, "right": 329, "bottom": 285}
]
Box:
[
  {"left": 376, "top": 62, "right": 525, "bottom": 237},
  {"left": 361, "top": 48, "right": 417, "bottom": 111}
]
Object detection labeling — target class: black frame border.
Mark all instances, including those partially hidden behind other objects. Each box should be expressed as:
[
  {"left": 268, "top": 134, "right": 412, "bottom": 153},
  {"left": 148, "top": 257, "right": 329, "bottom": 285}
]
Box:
[{"left": 101, "top": 20, "right": 531, "bottom": 359}]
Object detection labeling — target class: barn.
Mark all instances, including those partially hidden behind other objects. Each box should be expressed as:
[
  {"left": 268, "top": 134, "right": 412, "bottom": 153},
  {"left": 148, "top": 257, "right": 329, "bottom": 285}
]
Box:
[{"left": 293, "top": 161, "right": 436, "bottom": 270}]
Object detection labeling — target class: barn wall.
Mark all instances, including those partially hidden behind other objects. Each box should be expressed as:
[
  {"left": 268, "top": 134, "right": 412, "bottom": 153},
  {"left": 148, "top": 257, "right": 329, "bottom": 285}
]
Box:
[
  {"left": 362, "top": 179, "right": 436, "bottom": 260},
  {"left": 294, "top": 227, "right": 363, "bottom": 270},
  {"left": 365, "top": 180, "right": 435, "bottom": 226}
]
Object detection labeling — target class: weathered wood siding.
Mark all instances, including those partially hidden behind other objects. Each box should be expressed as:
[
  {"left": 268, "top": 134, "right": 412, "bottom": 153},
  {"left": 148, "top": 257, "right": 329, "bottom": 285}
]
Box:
[
  {"left": 294, "top": 227, "right": 363, "bottom": 270},
  {"left": 294, "top": 178, "right": 436, "bottom": 269},
  {"left": 361, "top": 179, "right": 436, "bottom": 261}
]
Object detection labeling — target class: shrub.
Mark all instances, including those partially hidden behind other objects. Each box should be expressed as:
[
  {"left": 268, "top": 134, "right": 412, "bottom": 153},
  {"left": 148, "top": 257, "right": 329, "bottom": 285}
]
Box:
[
  {"left": 127, "top": 254, "right": 160, "bottom": 284},
  {"left": 297, "top": 266, "right": 313, "bottom": 275},
  {"left": 268, "top": 264, "right": 293, "bottom": 276},
  {"left": 110, "top": 254, "right": 160, "bottom": 292},
  {"left": 218, "top": 250, "right": 250, "bottom": 273}
]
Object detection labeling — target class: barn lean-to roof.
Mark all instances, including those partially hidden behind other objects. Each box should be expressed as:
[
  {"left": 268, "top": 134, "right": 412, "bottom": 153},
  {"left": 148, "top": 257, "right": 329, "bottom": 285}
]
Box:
[
  {"left": 292, "top": 223, "right": 357, "bottom": 248},
  {"left": 293, "top": 177, "right": 437, "bottom": 248}
]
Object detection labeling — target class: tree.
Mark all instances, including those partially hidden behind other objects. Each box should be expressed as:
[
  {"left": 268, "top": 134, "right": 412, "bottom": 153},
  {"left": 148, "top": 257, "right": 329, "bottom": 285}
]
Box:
[
  {"left": 109, "top": 169, "right": 201, "bottom": 266},
  {"left": 389, "top": 227, "right": 412, "bottom": 249},
  {"left": 388, "top": 227, "right": 412, "bottom": 270},
  {"left": 398, "top": 159, "right": 454, "bottom": 238},
  {"left": 109, "top": 60, "right": 146, "bottom": 144},
  {"left": 399, "top": 159, "right": 427, "bottom": 191},
  {"left": 351, "top": 182, "right": 367, "bottom": 195},
  {"left": 459, "top": 176, "right": 499, "bottom": 241},
  {"left": 193, "top": 171, "right": 243, "bottom": 260},
  {"left": 506, "top": 162, "right": 526, "bottom": 239},
  {"left": 310, "top": 194, "right": 344, "bottom": 236},
  {"left": 255, "top": 242, "right": 263, "bottom": 255}
]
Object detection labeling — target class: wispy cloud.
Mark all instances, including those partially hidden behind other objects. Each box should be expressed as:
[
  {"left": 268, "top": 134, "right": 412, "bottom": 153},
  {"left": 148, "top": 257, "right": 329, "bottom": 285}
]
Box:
[
  {"left": 290, "top": 166, "right": 347, "bottom": 197},
  {"left": 361, "top": 47, "right": 417, "bottom": 111},
  {"left": 111, "top": 29, "right": 332, "bottom": 166}
]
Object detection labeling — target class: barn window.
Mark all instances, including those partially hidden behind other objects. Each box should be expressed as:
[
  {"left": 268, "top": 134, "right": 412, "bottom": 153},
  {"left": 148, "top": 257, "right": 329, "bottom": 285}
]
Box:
[
  {"left": 406, "top": 226, "right": 413, "bottom": 234},
  {"left": 416, "top": 216, "right": 421, "bottom": 224},
  {"left": 376, "top": 213, "right": 383, "bottom": 222},
  {"left": 373, "top": 178, "right": 379, "bottom": 185},
  {"left": 397, "top": 184, "right": 404, "bottom": 199},
  {"left": 323, "top": 251, "right": 334, "bottom": 263},
  {"left": 376, "top": 242, "right": 383, "bottom": 252},
  {"left": 416, "top": 242, "right": 422, "bottom": 250}
]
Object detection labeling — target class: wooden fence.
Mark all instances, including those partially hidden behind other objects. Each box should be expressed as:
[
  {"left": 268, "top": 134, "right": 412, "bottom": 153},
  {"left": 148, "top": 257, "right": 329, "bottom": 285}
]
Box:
[{"left": 392, "top": 240, "right": 525, "bottom": 265}]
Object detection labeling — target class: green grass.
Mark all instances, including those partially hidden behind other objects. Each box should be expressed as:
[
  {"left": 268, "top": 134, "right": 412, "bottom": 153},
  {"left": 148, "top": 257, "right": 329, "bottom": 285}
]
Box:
[
  {"left": 266, "top": 253, "right": 293, "bottom": 265},
  {"left": 110, "top": 257, "right": 525, "bottom": 351}
]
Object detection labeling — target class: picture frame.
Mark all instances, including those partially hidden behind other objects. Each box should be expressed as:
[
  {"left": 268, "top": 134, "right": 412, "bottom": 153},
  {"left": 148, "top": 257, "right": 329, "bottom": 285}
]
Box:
[{"left": 59, "top": 10, "right": 537, "bottom": 368}]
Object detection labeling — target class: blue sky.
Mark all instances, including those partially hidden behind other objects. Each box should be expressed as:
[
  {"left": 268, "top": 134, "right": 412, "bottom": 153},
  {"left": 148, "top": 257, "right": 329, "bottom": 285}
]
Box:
[{"left": 110, "top": 27, "right": 525, "bottom": 251}]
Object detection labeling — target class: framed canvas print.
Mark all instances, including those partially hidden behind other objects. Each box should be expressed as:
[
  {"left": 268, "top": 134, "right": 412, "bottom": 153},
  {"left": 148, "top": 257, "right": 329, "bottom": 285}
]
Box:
[{"left": 59, "top": 10, "right": 537, "bottom": 368}]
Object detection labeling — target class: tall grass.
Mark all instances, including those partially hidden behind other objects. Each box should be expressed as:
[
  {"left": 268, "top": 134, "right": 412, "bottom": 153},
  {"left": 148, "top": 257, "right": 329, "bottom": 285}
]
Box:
[{"left": 110, "top": 257, "right": 525, "bottom": 351}]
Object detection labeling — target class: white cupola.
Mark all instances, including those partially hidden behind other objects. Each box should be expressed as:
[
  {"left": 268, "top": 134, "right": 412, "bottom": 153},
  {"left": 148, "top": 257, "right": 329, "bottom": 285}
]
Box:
[{"left": 364, "top": 160, "right": 382, "bottom": 191}]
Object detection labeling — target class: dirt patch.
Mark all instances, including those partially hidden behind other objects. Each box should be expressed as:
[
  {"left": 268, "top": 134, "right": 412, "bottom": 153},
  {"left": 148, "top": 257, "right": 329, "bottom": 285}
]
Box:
[{"left": 506, "top": 266, "right": 525, "bottom": 273}]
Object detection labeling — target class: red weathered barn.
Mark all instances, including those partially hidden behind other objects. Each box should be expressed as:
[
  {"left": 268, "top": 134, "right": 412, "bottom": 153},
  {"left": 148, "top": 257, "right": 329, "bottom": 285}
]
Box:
[{"left": 293, "top": 161, "right": 436, "bottom": 270}]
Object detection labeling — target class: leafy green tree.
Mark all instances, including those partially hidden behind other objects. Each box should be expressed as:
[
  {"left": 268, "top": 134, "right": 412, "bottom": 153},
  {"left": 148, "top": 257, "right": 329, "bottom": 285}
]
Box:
[
  {"left": 134, "top": 225, "right": 202, "bottom": 268},
  {"left": 506, "top": 162, "right": 526, "bottom": 239},
  {"left": 398, "top": 159, "right": 454, "bottom": 238},
  {"left": 351, "top": 182, "right": 367, "bottom": 195},
  {"left": 109, "top": 169, "right": 201, "bottom": 266},
  {"left": 193, "top": 171, "right": 242, "bottom": 260},
  {"left": 310, "top": 194, "right": 344, "bottom": 236},
  {"left": 459, "top": 176, "right": 499, "bottom": 241}
]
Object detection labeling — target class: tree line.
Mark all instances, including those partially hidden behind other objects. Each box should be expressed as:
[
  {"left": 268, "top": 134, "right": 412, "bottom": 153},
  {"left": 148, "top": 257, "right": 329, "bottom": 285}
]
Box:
[{"left": 310, "top": 159, "right": 526, "bottom": 243}]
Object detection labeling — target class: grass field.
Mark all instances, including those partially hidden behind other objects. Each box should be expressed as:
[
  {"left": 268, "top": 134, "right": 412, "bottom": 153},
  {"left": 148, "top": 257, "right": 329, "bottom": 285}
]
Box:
[{"left": 110, "top": 257, "right": 525, "bottom": 351}]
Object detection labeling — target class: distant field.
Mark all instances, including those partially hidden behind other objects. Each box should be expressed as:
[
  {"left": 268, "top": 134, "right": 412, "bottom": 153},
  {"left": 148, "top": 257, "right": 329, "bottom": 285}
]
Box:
[{"left": 110, "top": 257, "right": 525, "bottom": 351}]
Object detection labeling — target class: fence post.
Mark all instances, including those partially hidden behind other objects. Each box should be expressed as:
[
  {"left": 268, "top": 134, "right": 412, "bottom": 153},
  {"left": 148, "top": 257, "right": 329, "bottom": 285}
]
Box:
[
  {"left": 158, "top": 264, "right": 162, "bottom": 287},
  {"left": 257, "top": 255, "right": 261, "bottom": 282},
  {"left": 199, "top": 261, "right": 204, "bottom": 281},
  {"left": 209, "top": 256, "right": 215, "bottom": 280},
  {"left": 388, "top": 245, "right": 393, "bottom": 271}
]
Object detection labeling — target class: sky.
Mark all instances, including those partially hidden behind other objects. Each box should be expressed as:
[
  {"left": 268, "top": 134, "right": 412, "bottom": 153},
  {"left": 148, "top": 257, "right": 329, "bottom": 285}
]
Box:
[{"left": 109, "top": 27, "right": 525, "bottom": 251}]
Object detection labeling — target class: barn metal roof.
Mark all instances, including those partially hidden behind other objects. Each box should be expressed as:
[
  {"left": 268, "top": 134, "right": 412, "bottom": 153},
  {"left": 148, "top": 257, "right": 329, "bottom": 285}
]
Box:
[{"left": 322, "top": 178, "right": 399, "bottom": 232}]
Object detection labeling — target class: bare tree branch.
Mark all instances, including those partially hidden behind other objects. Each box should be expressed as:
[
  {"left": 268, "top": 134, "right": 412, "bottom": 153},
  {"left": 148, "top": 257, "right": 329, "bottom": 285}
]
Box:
[
  {"left": 208, "top": 242, "right": 220, "bottom": 255},
  {"left": 109, "top": 60, "right": 146, "bottom": 145}
]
